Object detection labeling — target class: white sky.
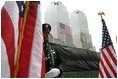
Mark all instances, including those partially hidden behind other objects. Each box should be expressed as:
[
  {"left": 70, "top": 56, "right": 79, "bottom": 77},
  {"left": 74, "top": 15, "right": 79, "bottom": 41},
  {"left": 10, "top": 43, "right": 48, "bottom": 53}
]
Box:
[
  {"left": 40, "top": 0, "right": 118, "bottom": 52},
  {"left": 0, "top": 0, "right": 118, "bottom": 52}
]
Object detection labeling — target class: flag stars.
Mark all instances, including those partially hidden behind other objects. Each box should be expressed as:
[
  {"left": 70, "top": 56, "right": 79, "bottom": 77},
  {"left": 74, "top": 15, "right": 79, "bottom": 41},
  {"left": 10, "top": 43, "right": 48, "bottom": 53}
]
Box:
[
  {"left": 102, "top": 44, "right": 105, "bottom": 47},
  {"left": 102, "top": 20, "right": 113, "bottom": 48}
]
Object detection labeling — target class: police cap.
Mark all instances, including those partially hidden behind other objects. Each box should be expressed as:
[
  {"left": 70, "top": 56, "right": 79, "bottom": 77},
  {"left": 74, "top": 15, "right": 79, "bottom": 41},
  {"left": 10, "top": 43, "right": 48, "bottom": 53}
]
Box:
[{"left": 42, "top": 23, "right": 51, "bottom": 33}]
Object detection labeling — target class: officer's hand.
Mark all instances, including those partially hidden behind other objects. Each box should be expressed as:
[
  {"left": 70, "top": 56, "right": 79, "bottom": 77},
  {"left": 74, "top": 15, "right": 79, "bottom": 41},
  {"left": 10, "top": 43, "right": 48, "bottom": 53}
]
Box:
[{"left": 45, "top": 68, "right": 60, "bottom": 78}]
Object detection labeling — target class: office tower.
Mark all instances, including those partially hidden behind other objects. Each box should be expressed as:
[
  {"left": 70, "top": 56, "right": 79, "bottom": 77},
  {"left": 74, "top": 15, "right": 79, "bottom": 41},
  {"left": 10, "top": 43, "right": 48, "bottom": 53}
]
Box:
[
  {"left": 70, "top": 10, "right": 94, "bottom": 50},
  {"left": 45, "top": 1, "right": 74, "bottom": 47}
]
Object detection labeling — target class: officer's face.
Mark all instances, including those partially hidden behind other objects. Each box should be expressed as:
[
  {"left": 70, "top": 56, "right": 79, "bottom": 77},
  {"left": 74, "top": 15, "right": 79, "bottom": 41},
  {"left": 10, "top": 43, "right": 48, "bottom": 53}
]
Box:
[{"left": 43, "top": 31, "right": 49, "bottom": 42}]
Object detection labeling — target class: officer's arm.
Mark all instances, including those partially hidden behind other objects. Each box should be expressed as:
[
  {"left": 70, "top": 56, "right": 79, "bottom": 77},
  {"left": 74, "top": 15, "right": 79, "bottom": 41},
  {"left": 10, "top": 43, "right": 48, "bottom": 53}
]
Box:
[{"left": 56, "top": 49, "right": 64, "bottom": 77}]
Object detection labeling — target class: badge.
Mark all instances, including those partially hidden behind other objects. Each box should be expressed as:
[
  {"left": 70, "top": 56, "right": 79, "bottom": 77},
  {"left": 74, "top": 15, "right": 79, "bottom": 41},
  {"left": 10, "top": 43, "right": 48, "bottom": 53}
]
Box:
[
  {"left": 45, "top": 57, "right": 48, "bottom": 61},
  {"left": 50, "top": 67, "right": 52, "bottom": 69},
  {"left": 48, "top": 57, "right": 50, "bottom": 59},
  {"left": 53, "top": 51, "right": 55, "bottom": 54}
]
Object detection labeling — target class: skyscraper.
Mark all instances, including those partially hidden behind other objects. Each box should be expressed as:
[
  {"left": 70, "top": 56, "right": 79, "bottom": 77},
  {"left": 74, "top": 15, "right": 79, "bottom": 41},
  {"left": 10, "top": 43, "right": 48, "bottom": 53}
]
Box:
[
  {"left": 45, "top": 1, "right": 74, "bottom": 47},
  {"left": 70, "top": 10, "right": 94, "bottom": 51}
]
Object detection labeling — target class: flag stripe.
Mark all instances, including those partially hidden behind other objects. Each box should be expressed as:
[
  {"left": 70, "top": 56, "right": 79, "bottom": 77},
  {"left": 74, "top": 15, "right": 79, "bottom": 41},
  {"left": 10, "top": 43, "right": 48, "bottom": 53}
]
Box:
[
  {"left": 111, "top": 45, "right": 116, "bottom": 54},
  {"left": 101, "top": 54, "right": 111, "bottom": 77},
  {"left": 103, "top": 48, "right": 117, "bottom": 73},
  {"left": 1, "top": 1, "right": 19, "bottom": 77},
  {"left": 106, "top": 46, "right": 117, "bottom": 66},
  {"left": 65, "top": 25, "right": 71, "bottom": 35},
  {"left": 109, "top": 45, "right": 117, "bottom": 61},
  {"left": 99, "top": 69, "right": 102, "bottom": 78},
  {"left": 28, "top": 3, "right": 43, "bottom": 78},
  {"left": 1, "top": 7, "right": 15, "bottom": 77},
  {"left": 1, "top": 38, "right": 10, "bottom": 78},
  {"left": 99, "top": 63, "right": 106, "bottom": 78},
  {"left": 99, "top": 69, "right": 104, "bottom": 78},
  {"left": 103, "top": 49, "right": 117, "bottom": 77},
  {"left": 17, "top": 2, "right": 38, "bottom": 77},
  {"left": 99, "top": 71, "right": 102, "bottom": 78},
  {"left": 100, "top": 63, "right": 107, "bottom": 77},
  {"left": 41, "top": 49, "right": 45, "bottom": 78},
  {"left": 4, "top": 2, "right": 19, "bottom": 66}
]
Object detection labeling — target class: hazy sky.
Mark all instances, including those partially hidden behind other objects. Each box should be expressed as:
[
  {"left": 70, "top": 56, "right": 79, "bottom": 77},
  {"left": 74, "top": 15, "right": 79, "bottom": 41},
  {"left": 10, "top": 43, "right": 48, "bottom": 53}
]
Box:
[
  {"left": 1, "top": 0, "right": 118, "bottom": 52},
  {"left": 40, "top": 0, "right": 118, "bottom": 52}
]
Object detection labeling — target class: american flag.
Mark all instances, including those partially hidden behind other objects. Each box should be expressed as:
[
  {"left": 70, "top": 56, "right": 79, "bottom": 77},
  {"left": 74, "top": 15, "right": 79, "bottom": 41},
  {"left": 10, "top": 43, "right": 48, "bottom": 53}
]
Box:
[
  {"left": 99, "top": 18, "right": 117, "bottom": 78},
  {"left": 1, "top": 1, "right": 45, "bottom": 78},
  {"left": 1, "top": 1, "right": 19, "bottom": 77},
  {"left": 60, "top": 23, "right": 71, "bottom": 35}
]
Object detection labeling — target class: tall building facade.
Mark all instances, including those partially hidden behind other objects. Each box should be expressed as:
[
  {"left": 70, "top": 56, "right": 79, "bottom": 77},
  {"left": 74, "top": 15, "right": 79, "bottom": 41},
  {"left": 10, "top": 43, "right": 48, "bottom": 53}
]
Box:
[
  {"left": 70, "top": 10, "right": 94, "bottom": 51},
  {"left": 45, "top": 1, "right": 74, "bottom": 47}
]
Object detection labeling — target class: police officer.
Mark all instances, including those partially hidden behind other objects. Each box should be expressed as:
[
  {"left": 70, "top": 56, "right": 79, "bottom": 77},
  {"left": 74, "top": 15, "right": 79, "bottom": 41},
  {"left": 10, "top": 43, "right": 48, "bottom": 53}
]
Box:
[{"left": 42, "top": 23, "right": 64, "bottom": 78}]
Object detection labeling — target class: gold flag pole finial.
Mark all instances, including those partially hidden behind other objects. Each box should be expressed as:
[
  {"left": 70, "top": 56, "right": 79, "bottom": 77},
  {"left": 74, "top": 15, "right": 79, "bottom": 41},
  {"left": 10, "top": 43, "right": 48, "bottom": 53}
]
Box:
[{"left": 98, "top": 12, "right": 105, "bottom": 19}]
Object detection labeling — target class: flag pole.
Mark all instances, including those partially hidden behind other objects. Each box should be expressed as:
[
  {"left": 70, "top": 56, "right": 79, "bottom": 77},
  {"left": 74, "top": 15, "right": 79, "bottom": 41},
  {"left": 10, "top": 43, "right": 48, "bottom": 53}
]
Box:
[
  {"left": 14, "top": 1, "right": 30, "bottom": 78},
  {"left": 98, "top": 12, "right": 105, "bottom": 51}
]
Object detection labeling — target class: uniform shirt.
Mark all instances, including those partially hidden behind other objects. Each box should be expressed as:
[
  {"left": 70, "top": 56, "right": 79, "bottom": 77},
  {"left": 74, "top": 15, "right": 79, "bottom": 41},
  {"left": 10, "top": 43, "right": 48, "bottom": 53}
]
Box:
[{"left": 43, "top": 43, "right": 64, "bottom": 77}]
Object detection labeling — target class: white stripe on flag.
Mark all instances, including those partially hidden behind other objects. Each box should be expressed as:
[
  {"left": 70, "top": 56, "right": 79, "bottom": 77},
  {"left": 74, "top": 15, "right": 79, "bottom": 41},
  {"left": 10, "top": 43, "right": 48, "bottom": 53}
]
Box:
[
  {"left": 28, "top": 4, "right": 42, "bottom": 78},
  {"left": 1, "top": 38, "right": 10, "bottom": 78},
  {"left": 108, "top": 45, "right": 117, "bottom": 60},
  {"left": 103, "top": 48, "right": 117, "bottom": 72},
  {"left": 99, "top": 74, "right": 101, "bottom": 78},
  {"left": 102, "top": 50, "right": 115, "bottom": 77},
  {"left": 100, "top": 62, "right": 107, "bottom": 78}
]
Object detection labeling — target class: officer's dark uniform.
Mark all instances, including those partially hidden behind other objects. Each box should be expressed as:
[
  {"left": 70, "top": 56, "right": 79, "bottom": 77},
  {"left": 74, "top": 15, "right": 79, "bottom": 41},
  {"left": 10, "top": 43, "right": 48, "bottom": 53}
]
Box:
[{"left": 43, "top": 23, "right": 64, "bottom": 77}]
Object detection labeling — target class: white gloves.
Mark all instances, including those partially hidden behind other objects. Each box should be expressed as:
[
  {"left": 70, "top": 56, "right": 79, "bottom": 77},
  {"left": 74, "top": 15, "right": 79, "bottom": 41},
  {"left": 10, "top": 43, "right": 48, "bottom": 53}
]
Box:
[{"left": 45, "top": 68, "right": 60, "bottom": 78}]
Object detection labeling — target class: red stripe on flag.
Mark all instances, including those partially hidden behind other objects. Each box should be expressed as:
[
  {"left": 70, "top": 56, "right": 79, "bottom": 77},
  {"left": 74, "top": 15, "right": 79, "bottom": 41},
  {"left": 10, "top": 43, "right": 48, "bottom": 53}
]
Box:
[
  {"left": 41, "top": 48, "right": 45, "bottom": 78},
  {"left": 106, "top": 46, "right": 117, "bottom": 66},
  {"left": 60, "top": 28, "right": 65, "bottom": 34},
  {"left": 1, "top": 7, "right": 15, "bottom": 78},
  {"left": 99, "top": 68, "right": 104, "bottom": 78},
  {"left": 65, "top": 25, "right": 70, "bottom": 35},
  {"left": 102, "top": 49, "right": 117, "bottom": 77},
  {"left": 111, "top": 45, "right": 116, "bottom": 54},
  {"left": 17, "top": 2, "right": 38, "bottom": 78},
  {"left": 100, "top": 55, "right": 111, "bottom": 78}
]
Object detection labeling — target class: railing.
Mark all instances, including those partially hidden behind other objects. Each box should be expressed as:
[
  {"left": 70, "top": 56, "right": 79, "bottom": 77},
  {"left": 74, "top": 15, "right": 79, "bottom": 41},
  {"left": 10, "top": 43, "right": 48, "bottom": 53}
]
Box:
[{"left": 60, "top": 71, "right": 99, "bottom": 78}]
